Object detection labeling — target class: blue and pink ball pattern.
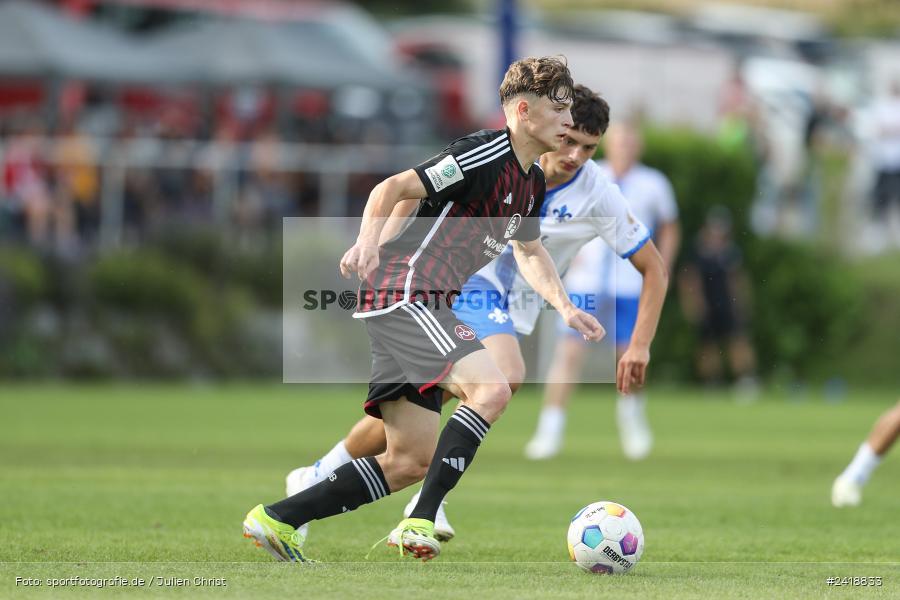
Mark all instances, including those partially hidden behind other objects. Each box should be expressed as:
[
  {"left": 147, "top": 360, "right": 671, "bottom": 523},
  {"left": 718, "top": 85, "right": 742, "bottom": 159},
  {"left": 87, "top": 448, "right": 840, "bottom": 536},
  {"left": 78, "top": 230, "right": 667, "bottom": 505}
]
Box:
[{"left": 566, "top": 501, "right": 645, "bottom": 574}]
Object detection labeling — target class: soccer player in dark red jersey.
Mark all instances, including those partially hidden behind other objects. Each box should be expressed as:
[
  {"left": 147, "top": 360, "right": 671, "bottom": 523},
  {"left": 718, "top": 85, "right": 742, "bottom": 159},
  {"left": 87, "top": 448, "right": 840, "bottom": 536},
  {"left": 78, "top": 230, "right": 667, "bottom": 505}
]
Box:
[{"left": 243, "top": 56, "right": 605, "bottom": 563}]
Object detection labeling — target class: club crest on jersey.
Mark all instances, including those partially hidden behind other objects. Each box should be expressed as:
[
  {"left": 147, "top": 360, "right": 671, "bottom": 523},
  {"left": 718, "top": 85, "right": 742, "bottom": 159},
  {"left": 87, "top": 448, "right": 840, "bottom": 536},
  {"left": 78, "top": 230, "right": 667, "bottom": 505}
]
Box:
[
  {"left": 454, "top": 324, "right": 477, "bottom": 341},
  {"left": 527, "top": 194, "right": 535, "bottom": 213},
  {"left": 552, "top": 204, "right": 572, "bottom": 222},
  {"left": 504, "top": 214, "right": 522, "bottom": 239}
]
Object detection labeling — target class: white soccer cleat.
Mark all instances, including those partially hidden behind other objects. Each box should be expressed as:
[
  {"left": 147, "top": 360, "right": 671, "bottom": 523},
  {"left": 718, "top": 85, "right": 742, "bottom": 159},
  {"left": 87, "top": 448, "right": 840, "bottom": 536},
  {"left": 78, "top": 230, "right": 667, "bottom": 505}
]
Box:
[
  {"left": 403, "top": 491, "right": 455, "bottom": 542},
  {"left": 524, "top": 435, "right": 561, "bottom": 461},
  {"left": 617, "top": 396, "right": 653, "bottom": 461},
  {"left": 831, "top": 476, "right": 862, "bottom": 508},
  {"left": 284, "top": 465, "right": 317, "bottom": 539}
]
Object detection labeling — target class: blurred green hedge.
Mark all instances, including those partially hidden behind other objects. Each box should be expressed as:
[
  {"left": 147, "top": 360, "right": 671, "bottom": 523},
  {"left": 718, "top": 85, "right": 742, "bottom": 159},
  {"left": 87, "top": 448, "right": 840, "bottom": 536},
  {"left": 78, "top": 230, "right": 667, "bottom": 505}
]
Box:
[
  {"left": 0, "top": 236, "right": 277, "bottom": 379},
  {"left": 631, "top": 128, "right": 866, "bottom": 384},
  {"left": 0, "top": 246, "right": 49, "bottom": 305}
]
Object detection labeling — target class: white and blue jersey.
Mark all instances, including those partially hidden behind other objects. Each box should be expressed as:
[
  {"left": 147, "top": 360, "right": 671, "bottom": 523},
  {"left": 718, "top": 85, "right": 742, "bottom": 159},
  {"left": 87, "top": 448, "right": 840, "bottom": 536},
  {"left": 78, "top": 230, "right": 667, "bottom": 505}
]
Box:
[
  {"left": 452, "top": 159, "right": 650, "bottom": 339},
  {"left": 563, "top": 162, "right": 678, "bottom": 344}
]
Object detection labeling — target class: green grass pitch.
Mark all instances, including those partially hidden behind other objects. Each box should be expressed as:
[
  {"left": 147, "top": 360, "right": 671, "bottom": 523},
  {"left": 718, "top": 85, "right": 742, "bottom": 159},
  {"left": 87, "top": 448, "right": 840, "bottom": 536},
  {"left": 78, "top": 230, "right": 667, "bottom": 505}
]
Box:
[{"left": 2, "top": 383, "right": 898, "bottom": 598}]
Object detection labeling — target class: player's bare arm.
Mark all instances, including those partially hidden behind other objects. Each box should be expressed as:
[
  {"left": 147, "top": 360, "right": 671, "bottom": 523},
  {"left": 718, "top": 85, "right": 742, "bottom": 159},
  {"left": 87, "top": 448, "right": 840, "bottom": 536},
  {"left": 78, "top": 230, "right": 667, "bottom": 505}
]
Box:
[
  {"left": 379, "top": 198, "right": 421, "bottom": 245},
  {"left": 339, "top": 169, "right": 426, "bottom": 280},
  {"left": 510, "top": 238, "right": 605, "bottom": 342},
  {"left": 618, "top": 240, "right": 668, "bottom": 394}
]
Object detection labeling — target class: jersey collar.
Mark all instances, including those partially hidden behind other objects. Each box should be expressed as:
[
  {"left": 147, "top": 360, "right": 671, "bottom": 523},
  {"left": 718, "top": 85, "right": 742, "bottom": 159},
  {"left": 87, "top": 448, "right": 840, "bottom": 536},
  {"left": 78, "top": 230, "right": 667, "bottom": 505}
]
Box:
[
  {"left": 541, "top": 166, "right": 583, "bottom": 218},
  {"left": 546, "top": 166, "right": 583, "bottom": 197}
]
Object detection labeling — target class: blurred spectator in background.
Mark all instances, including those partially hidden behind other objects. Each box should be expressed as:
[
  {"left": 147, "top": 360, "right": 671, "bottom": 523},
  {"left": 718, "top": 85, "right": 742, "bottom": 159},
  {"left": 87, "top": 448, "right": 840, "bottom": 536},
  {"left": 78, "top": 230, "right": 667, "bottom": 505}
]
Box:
[
  {"left": 155, "top": 106, "right": 199, "bottom": 228},
  {"left": 717, "top": 65, "right": 758, "bottom": 152},
  {"left": 870, "top": 81, "right": 900, "bottom": 236},
  {"left": 832, "top": 399, "right": 900, "bottom": 507},
  {"left": 2, "top": 117, "right": 53, "bottom": 247},
  {"left": 679, "top": 206, "right": 757, "bottom": 391},
  {"left": 235, "top": 127, "right": 292, "bottom": 244},
  {"left": 55, "top": 118, "right": 100, "bottom": 247},
  {"left": 797, "top": 85, "right": 844, "bottom": 238},
  {"left": 119, "top": 118, "right": 154, "bottom": 243}
]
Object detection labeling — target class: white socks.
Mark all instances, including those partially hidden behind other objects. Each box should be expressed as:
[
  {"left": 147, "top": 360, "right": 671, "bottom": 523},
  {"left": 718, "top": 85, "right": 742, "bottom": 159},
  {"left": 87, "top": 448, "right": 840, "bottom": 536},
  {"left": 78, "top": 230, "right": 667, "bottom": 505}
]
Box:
[
  {"left": 616, "top": 393, "right": 645, "bottom": 421},
  {"left": 534, "top": 406, "right": 567, "bottom": 442},
  {"left": 312, "top": 440, "right": 353, "bottom": 485},
  {"left": 840, "top": 442, "right": 881, "bottom": 485}
]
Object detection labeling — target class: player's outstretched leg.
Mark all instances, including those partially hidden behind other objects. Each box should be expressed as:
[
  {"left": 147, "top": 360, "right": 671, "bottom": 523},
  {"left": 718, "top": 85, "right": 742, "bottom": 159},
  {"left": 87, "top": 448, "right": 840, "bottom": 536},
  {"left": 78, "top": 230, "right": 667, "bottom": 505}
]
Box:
[
  {"left": 284, "top": 423, "right": 377, "bottom": 540},
  {"left": 288, "top": 333, "right": 525, "bottom": 545},
  {"left": 244, "top": 399, "right": 438, "bottom": 562},
  {"left": 244, "top": 454, "right": 390, "bottom": 562},
  {"left": 394, "top": 351, "right": 510, "bottom": 559},
  {"left": 376, "top": 399, "right": 446, "bottom": 560},
  {"left": 286, "top": 414, "right": 457, "bottom": 543},
  {"left": 832, "top": 399, "right": 900, "bottom": 507},
  {"left": 399, "top": 333, "right": 522, "bottom": 541}
]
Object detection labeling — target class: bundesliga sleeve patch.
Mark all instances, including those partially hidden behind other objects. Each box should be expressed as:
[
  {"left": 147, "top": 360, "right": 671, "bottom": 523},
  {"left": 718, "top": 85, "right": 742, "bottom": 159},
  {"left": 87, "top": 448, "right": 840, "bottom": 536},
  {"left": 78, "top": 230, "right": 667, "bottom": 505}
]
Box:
[{"left": 425, "top": 155, "right": 464, "bottom": 193}]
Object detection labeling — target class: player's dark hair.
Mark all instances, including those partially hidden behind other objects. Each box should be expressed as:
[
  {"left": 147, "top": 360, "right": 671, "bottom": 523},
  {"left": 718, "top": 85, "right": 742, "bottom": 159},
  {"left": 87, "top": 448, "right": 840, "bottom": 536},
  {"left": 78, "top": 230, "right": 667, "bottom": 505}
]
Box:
[
  {"left": 499, "top": 56, "right": 575, "bottom": 106},
  {"left": 570, "top": 84, "right": 610, "bottom": 136}
]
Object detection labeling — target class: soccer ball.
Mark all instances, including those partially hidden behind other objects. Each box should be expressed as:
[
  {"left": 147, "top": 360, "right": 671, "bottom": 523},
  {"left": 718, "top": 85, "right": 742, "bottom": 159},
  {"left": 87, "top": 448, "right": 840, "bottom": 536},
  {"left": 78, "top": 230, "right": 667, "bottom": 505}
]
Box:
[{"left": 566, "top": 501, "right": 644, "bottom": 574}]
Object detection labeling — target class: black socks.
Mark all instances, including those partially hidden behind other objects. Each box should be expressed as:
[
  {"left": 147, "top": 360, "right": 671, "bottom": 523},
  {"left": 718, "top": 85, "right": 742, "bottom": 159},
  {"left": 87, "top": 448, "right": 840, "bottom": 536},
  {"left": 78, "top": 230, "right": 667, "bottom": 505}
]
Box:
[
  {"left": 266, "top": 457, "right": 389, "bottom": 529},
  {"left": 409, "top": 405, "right": 490, "bottom": 521}
]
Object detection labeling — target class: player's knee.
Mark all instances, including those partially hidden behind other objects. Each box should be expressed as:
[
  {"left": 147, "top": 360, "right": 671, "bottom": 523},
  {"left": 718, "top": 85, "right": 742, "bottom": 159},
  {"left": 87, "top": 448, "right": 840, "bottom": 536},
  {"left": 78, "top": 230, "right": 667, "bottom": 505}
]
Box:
[
  {"left": 472, "top": 382, "right": 512, "bottom": 422},
  {"left": 504, "top": 365, "right": 525, "bottom": 395},
  {"left": 396, "top": 456, "right": 431, "bottom": 487},
  {"left": 383, "top": 452, "right": 431, "bottom": 488},
  {"left": 496, "top": 357, "right": 525, "bottom": 395}
]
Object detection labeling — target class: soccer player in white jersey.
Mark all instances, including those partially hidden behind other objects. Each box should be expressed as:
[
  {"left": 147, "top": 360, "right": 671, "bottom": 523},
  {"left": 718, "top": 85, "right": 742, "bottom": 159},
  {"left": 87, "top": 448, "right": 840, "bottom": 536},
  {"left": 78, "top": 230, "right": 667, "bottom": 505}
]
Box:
[
  {"left": 285, "top": 86, "right": 669, "bottom": 543},
  {"left": 832, "top": 399, "right": 900, "bottom": 507},
  {"left": 525, "top": 121, "right": 680, "bottom": 461}
]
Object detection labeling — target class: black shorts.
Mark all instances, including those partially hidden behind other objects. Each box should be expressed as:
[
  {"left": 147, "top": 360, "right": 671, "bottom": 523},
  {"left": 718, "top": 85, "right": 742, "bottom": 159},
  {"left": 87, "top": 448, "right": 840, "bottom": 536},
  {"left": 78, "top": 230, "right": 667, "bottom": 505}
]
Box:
[
  {"left": 700, "top": 309, "right": 740, "bottom": 341},
  {"left": 874, "top": 169, "right": 900, "bottom": 215},
  {"left": 362, "top": 300, "right": 484, "bottom": 419}
]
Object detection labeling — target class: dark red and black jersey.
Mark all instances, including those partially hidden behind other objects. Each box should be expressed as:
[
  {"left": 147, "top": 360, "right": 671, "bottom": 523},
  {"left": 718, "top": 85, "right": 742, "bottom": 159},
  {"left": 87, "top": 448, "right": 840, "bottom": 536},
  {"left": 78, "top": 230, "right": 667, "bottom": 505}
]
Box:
[{"left": 354, "top": 128, "right": 546, "bottom": 317}]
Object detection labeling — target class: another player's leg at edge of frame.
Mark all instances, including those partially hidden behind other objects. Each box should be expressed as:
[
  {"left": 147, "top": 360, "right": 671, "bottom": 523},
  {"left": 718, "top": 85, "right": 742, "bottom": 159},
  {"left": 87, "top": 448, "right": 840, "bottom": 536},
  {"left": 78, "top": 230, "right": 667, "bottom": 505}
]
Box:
[
  {"left": 832, "top": 399, "right": 900, "bottom": 508},
  {"left": 285, "top": 333, "right": 525, "bottom": 545}
]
